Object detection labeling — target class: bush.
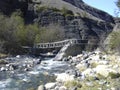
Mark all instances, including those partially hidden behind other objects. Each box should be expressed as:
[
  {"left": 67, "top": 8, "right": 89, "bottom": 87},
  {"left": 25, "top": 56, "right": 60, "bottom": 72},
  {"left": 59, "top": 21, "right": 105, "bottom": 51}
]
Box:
[
  {"left": 109, "top": 31, "right": 120, "bottom": 52},
  {"left": 64, "top": 80, "right": 82, "bottom": 89},
  {"left": 109, "top": 72, "right": 120, "bottom": 79},
  {"left": 36, "top": 6, "right": 60, "bottom": 13},
  {"left": 61, "top": 7, "right": 74, "bottom": 16},
  {"left": 0, "top": 59, "right": 8, "bottom": 64},
  {"left": 0, "top": 11, "right": 41, "bottom": 54},
  {"left": 35, "top": 24, "right": 65, "bottom": 43}
]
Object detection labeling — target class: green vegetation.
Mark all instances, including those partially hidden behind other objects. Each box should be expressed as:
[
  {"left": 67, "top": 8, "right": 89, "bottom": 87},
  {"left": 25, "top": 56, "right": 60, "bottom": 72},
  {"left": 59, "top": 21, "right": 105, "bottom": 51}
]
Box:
[
  {"left": 109, "top": 31, "right": 120, "bottom": 52},
  {"left": 61, "top": 7, "right": 74, "bottom": 16},
  {"left": 36, "top": 24, "right": 65, "bottom": 43},
  {"left": 0, "top": 11, "right": 42, "bottom": 54},
  {"left": 116, "top": 0, "right": 120, "bottom": 10},
  {"left": 64, "top": 80, "right": 82, "bottom": 89},
  {"left": 0, "top": 59, "right": 8, "bottom": 64},
  {"left": 36, "top": 6, "right": 61, "bottom": 13},
  {"left": 108, "top": 72, "right": 120, "bottom": 79},
  {"left": 0, "top": 10, "right": 65, "bottom": 54},
  {"left": 36, "top": 6, "right": 74, "bottom": 16}
]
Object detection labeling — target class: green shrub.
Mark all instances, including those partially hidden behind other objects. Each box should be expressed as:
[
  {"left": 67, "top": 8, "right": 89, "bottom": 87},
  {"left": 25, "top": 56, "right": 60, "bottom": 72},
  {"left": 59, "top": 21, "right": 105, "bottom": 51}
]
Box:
[
  {"left": 0, "top": 59, "right": 8, "bottom": 64},
  {"left": 36, "top": 6, "right": 48, "bottom": 12},
  {"left": 36, "top": 6, "right": 60, "bottom": 13},
  {"left": 109, "top": 72, "right": 120, "bottom": 79},
  {"left": 109, "top": 31, "right": 120, "bottom": 51},
  {"left": 61, "top": 7, "right": 74, "bottom": 16},
  {"left": 64, "top": 80, "right": 82, "bottom": 89}
]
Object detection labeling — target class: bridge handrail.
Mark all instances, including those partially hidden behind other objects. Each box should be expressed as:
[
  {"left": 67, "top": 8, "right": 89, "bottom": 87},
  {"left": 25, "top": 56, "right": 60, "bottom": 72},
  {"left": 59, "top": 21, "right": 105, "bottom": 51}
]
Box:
[
  {"left": 34, "top": 39, "right": 88, "bottom": 48},
  {"left": 35, "top": 39, "right": 88, "bottom": 45}
]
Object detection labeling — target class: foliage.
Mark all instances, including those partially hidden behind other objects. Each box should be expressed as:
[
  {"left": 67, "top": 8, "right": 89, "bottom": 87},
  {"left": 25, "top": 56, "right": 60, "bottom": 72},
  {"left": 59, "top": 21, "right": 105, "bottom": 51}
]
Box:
[
  {"left": 109, "top": 31, "right": 120, "bottom": 52},
  {"left": 0, "top": 10, "right": 66, "bottom": 54},
  {"left": 36, "top": 6, "right": 74, "bottom": 16},
  {"left": 64, "top": 80, "right": 82, "bottom": 89},
  {"left": 61, "top": 7, "right": 74, "bottom": 16},
  {"left": 0, "top": 11, "right": 40, "bottom": 54},
  {"left": 116, "top": 0, "right": 120, "bottom": 9},
  {"left": 36, "top": 24, "right": 65, "bottom": 43},
  {"left": 0, "top": 59, "right": 8, "bottom": 64},
  {"left": 109, "top": 72, "right": 120, "bottom": 79},
  {"left": 115, "top": 0, "right": 120, "bottom": 16},
  {"left": 36, "top": 6, "right": 60, "bottom": 13},
  {"left": 36, "top": 6, "right": 48, "bottom": 13}
]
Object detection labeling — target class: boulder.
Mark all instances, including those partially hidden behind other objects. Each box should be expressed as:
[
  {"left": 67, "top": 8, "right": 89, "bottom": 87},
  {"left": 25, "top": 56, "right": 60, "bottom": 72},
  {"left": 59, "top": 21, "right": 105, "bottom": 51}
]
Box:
[
  {"left": 59, "top": 86, "right": 67, "bottom": 90},
  {"left": 94, "top": 65, "right": 117, "bottom": 77},
  {"left": 37, "top": 85, "right": 46, "bottom": 90},
  {"left": 0, "top": 67, "right": 6, "bottom": 71},
  {"left": 45, "top": 82, "right": 56, "bottom": 89},
  {"left": 82, "top": 68, "right": 94, "bottom": 76},
  {"left": 76, "top": 63, "right": 89, "bottom": 71},
  {"left": 56, "top": 73, "right": 75, "bottom": 82},
  {"left": 98, "top": 60, "right": 109, "bottom": 65}
]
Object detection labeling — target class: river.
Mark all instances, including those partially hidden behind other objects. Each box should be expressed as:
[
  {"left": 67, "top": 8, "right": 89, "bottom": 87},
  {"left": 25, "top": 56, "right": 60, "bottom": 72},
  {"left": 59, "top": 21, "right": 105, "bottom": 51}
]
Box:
[{"left": 0, "top": 56, "right": 72, "bottom": 90}]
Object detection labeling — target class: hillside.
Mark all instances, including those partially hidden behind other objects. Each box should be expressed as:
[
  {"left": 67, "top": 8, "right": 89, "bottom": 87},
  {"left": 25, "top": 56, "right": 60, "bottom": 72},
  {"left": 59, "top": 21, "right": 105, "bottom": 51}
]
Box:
[{"left": 0, "top": 0, "right": 115, "bottom": 54}]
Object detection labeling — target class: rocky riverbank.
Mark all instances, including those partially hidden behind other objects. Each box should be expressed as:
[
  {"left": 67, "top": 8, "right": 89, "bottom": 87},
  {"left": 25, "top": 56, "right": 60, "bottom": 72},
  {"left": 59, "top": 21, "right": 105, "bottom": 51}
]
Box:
[{"left": 38, "top": 49, "right": 120, "bottom": 90}]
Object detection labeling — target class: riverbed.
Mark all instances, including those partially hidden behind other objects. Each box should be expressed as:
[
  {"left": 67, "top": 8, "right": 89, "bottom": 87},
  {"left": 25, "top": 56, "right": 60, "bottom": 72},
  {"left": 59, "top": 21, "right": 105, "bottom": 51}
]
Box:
[{"left": 0, "top": 56, "right": 72, "bottom": 90}]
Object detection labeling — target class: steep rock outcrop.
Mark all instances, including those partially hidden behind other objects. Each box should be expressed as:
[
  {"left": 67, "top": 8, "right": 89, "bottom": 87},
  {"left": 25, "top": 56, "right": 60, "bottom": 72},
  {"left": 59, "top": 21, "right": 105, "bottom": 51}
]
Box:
[
  {"left": 0, "top": 0, "right": 115, "bottom": 42},
  {"left": 0, "top": 0, "right": 28, "bottom": 15},
  {"left": 36, "top": 10, "right": 113, "bottom": 40},
  {"left": 63, "top": 0, "right": 114, "bottom": 22}
]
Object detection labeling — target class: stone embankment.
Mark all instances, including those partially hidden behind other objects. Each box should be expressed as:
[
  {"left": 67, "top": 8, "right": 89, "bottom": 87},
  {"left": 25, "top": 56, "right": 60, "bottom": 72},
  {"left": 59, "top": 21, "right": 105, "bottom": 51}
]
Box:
[{"left": 38, "top": 49, "right": 120, "bottom": 90}]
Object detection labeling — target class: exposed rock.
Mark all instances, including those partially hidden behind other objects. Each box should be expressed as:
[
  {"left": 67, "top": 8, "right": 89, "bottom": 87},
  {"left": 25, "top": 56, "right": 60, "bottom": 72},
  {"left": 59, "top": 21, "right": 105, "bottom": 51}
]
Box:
[
  {"left": 85, "top": 82, "right": 94, "bottom": 87},
  {"left": 0, "top": 67, "right": 6, "bottom": 71},
  {"left": 59, "top": 86, "right": 67, "bottom": 90},
  {"left": 82, "top": 68, "right": 94, "bottom": 76},
  {"left": 0, "top": 0, "right": 28, "bottom": 15},
  {"left": 0, "top": 0, "right": 114, "bottom": 44},
  {"left": 37, "top": 85, "right": 46, "bottom": 90},
  {"left": 75, "top": 63, "right": 88, "bottom": 71},
  {"left": 45, "top": 82, "right": 56, "bottom": 89},
  {"left": 94, "top": 65, "right": 117, "bottom": 77},
  {"left": 56, "top": 73, "right": 75, "bottom": 82}
]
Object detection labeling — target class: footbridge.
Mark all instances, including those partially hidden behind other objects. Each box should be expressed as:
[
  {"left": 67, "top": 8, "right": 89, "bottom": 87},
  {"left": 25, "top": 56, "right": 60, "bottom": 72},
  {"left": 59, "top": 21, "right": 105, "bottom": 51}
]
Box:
[{"left": 34, "top": 39, "right": 88, "bottom": 49}]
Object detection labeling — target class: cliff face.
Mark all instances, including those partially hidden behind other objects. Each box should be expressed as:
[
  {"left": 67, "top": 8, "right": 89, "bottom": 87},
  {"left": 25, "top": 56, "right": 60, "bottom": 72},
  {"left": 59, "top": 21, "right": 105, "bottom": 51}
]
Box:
[
  {"left": 63, "top": 0, "right": 114, "bottom": 22},
  {"left": 0, "top": 0, "right": 28, "bottom": 15},
  {"left": 0, "top": 0, "right": 115, "bottom": 41}
]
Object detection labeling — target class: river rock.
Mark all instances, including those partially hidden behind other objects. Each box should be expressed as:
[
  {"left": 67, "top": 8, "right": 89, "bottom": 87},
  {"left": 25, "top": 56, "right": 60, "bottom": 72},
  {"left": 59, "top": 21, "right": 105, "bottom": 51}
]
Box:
[
  {"left": 16, "top": 55, "right": 20, "bottom": 58},
  {"left": 37, "top": 85, "right": 46, "bottom": 90},
  {"left": 98, "top": 60, "right": 109, "bottom": 65},
  {"left": 85, "top": 82, "right": 94, "bottom": 87},
  {"left": 75, "top": 63, "right": 88, "bottom": 71},
  {"left": 65, "top": 70, "right": 76, "bottom": 76},
  {"left": 45, "top": 82, "right": 56, "bottom": 89},
  {"left": 56, "top": 73, "right": 75, "bottom": 82},
  {"left": 0, "top": 67, "right": 6, "bottom": 71},
  {"left": 82, "top": 68, "right": 94, "bottom": 76},
  {"left": 94, "top": 65, "right": 117, "bottom": 77},
  {"left": 62, "top": 57, "right": 69, "bottom": 61},
  {"left": 59, "top": 86, "right": 67, "bottom": 90}
]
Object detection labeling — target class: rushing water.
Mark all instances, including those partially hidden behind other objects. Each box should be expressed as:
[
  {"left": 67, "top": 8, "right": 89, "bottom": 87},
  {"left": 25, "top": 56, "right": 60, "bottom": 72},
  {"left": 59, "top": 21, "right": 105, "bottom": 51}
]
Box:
[{"left": 0, "top": 56, "right": 72, "bottom": 90}]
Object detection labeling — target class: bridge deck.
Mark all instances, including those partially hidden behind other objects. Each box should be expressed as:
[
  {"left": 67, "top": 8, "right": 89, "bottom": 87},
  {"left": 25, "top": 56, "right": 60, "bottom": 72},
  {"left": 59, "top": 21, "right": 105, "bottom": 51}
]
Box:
[{"left": 34, "top": 39, "right": 88, "bottom": 49}]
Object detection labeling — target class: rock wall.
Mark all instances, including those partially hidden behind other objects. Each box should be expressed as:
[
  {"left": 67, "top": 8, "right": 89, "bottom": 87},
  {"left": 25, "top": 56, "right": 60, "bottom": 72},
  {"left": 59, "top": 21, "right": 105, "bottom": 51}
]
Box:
[
  {"left": 0, "top": 0, "right": 115, "bottom": 41},
  {"left": 36, "top": 10, "right": 113, "bottom": 40},
  {"left": 63, "top": 0, "right": 114, "bottom": 22},
  {"left": 0, "top": 0, "right": 28, "bottom": 15}
]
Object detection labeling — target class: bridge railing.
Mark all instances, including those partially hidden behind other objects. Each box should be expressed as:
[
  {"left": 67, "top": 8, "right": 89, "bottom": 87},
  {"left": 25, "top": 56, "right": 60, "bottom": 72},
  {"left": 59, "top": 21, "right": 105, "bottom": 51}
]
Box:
[{"left": 34, "top": 39, "right": 88, "bottom": 49}]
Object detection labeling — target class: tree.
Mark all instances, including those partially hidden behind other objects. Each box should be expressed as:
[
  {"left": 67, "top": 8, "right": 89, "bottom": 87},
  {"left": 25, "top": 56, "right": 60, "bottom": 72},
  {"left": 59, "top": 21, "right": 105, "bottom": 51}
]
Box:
[
  {"left": 116, "top": 0, "right": 120, "bottom": 16},
  {"left": 109, "top": 31, "right": 120, "bottom": 51},
  {"left": 35, "top": 24, "right": 65, "bottom": 43},
  {"left": 116, "top": 0, "right": 120, "bottom": 9}
]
